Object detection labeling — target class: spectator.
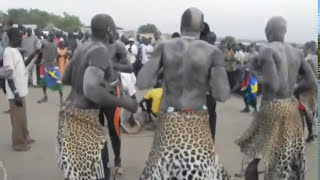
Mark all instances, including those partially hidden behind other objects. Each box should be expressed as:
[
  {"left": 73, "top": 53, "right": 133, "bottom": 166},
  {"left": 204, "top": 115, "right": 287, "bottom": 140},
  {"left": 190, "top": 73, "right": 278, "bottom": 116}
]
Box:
[
  {"left": 21, "top": 28, "right": 39, "bottom": 86},
  {"left": 4, "top": 27, "right": 35, "bottom": 151},
  {"left": 139, "top": 82, "right": 163, "bottom": 124}
]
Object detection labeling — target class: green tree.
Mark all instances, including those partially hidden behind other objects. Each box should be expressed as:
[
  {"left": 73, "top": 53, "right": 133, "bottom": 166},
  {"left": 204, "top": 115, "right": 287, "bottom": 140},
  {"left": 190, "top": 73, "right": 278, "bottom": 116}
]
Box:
[
  {"left": 138, "top": 23, "right": 158, "bottom": 34},
  {"left": 0, "top": 11, "right": 8, "bottom": 23},
  {"left": 223, "top": 36, "right": 236, "bottom": 46},
  {"left": 4, "top": 8, "right": 83, "bottom": 31}
]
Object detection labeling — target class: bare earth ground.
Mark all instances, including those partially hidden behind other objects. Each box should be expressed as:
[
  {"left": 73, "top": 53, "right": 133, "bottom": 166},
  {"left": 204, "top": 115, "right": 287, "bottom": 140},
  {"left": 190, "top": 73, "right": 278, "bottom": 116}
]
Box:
[{"left": 0, "top": 87, "right": 317, "bottom": 180}]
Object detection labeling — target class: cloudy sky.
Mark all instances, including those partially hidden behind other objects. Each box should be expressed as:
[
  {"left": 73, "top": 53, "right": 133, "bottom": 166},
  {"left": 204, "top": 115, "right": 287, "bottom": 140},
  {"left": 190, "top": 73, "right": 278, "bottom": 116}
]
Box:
[{"left": 2, "top": 0, "right": 318, "bottom": 43}]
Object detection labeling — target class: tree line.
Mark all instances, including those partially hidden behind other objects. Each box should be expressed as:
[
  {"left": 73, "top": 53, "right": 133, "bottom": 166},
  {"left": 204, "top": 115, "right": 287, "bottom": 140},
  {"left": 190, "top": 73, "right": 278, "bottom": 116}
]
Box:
[{"left": 0, "top": 8, "right": 83, "bottom": 32}]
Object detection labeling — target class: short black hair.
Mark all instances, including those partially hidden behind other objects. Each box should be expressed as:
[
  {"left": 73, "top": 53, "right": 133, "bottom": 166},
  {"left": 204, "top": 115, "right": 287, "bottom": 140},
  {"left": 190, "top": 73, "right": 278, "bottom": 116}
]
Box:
[
  {"left": 171, "top": 32, "right": 181, "bottom": 38},
  {"left": 7, "top": 27, "right": 21, "bottom": 47},
  {"left": 200, "top": 22, "right": 210, "bottom": 38}
]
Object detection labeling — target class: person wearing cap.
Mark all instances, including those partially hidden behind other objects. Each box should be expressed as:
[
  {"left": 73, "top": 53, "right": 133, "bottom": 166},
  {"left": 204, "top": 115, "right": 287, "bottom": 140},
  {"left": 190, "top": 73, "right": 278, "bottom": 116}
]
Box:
[{"left": 125, "top": 37, "right": 138, "bottom": 65}]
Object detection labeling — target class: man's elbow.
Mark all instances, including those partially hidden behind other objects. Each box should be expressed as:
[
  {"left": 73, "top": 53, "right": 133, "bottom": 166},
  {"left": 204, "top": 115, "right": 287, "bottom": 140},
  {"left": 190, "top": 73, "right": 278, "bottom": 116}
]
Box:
[{"left": 84, "top": 84, "right": 99, "bottom": 103}]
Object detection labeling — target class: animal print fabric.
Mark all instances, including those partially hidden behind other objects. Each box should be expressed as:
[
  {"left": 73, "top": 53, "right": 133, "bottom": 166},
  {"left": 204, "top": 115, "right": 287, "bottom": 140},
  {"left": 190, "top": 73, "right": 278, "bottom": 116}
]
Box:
[
  {"left": 57, "top": 104, "right": 106, "bottom": 180},
  {"left": 140, "top": 110, "right": 230, "bottom": 180},
  {"left": 235, "top": 98, "right": 306, "bottom": 180}
]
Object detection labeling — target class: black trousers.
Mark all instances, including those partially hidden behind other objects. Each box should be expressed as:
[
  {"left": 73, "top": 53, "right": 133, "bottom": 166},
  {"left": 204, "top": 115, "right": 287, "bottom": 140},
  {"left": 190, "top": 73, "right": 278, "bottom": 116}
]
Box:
[
  {"left": 206, "top": 94, "right": 217, "bottom": 142},
  {"left": 300, "top": 109, "right": 313, "bottom": 136},
  {"left": 133, "top": 60, "right": 143, "bottom": 77},
  {"left": 99, "top": 106, "right": 121, "bottom": 166},
  {"left": 145, "top": 99, "right": 157, "bottom": 118},
  {"left": 227, "top": 71, "right": 236, "bottom": 90}
]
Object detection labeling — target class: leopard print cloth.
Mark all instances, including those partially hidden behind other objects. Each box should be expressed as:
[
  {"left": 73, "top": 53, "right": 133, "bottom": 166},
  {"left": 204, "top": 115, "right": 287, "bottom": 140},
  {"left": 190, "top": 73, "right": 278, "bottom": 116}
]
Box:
[
  {"left": 140, "top": 110, "right": 230, "bottom": 180},
  {"left": 235, "top": 98, "right": 306, "bottom": 179},
  {"left": 57, "top": 104, "right": 106, "bottom": 180}
]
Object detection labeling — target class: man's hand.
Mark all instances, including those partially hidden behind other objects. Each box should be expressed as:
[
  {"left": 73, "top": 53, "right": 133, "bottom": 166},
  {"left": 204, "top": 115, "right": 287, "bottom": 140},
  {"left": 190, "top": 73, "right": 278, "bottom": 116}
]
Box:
[
  {"left": 123, "top": 97, "right": 138, "bottom": 113},
  {"left": 14, "top": 92, "right": 23, "bottom": 107}
]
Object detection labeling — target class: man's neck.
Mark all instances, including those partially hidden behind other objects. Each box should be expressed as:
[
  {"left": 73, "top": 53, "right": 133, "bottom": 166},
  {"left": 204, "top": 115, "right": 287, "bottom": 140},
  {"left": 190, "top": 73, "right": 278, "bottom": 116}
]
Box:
[{"left": 181, "top": 31, "right": 200, "bottom": 40}]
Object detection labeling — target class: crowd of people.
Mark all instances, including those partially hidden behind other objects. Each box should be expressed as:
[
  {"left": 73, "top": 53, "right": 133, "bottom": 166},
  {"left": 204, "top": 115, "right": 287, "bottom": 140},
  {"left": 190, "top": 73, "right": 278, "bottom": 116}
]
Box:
[{"left": 0, "top": 6, "right": 318, "bottom": 180}]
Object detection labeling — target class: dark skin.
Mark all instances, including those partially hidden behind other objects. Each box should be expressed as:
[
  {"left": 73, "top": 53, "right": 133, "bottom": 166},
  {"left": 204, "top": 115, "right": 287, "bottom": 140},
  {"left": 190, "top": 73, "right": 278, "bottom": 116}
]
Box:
[
  {"left": 137, "top": 7, "right": 229, "bottom": 114},
  {"left": 38, "top": 31, "right": 64, "bottom": 105},
  {"left": 7, "top": 28, "right": 23, "bottom": 106},
  {"left": 62, "top": 14, "right": 137, "bottom": 112}
]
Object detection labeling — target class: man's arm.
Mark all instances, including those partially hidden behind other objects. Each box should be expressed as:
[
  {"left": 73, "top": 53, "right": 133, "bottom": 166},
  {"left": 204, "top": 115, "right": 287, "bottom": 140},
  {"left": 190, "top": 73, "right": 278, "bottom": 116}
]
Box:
[
  {"left": 139, "top": 98, "right": 147, "bottom": 111},
  {"left": 83, "top": 47, "right": 137, "bottom": 113},
  {"left": 62, "top": 60, "right": 74, "bottom": 85},
  {"left": 62, "top": 48, "right": 80, "bottom": 85},
  {"left": 209, "top": 48, "right": 230, "bottom": 102},
  {"left": 112, "top": 42, "right": 133, "bottom": 73},
  {"left": 294, "top": 52, "right": 317, "bottom": 95},
  {"left": 0, "top": 66, "right": 13, "bottom": 79},
  {"left": 3, "top": 50, "right": 22, "bottom": 106},
  {"left": 136, "top": 43, "right": 163, "bottom": 90},
  {"left": 259, "top": 48, "right": 279, "bottom": 95},
  {"left": 248, "top": 54, "right": 263, "bottom": 83}
]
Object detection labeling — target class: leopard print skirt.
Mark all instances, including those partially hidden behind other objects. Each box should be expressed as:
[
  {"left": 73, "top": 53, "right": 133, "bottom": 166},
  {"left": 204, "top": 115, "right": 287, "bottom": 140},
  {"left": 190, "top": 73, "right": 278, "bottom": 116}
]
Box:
[
  {"left": 140, "top": 110, "right": 229, "bottom": 180},
  {"left": 57, "top": 104, "right": 106, "bottom": 180},
  {"left": 235, "top": 98, "right": 306, "bottom": 179}
]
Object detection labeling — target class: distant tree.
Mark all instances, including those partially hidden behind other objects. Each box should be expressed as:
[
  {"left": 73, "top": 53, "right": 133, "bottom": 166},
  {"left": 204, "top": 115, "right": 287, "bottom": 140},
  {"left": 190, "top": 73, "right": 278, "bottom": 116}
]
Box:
[
  {"left": 0, "top": 11, "right": 8, "bottom": 24},
  {"left": 223, "top": 36, "right": 236, "bottom": 46},
  {"left": 138, "top": 23, "right": 159, "bottom": 34},
  {"left": 3, "top": 8, "right": 83, "bottom": 31}
]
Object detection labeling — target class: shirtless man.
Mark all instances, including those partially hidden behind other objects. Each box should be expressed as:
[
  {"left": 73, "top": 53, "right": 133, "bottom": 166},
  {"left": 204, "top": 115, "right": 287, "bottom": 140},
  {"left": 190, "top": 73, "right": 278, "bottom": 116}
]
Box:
[
  {"left": 303, "top": 41, "right": 317, "bottom": 77},
  {"left": 58, "top": 14, "right": 137, "bottom": 180},
  {"left": 137, "top": 7, "right": 230, "bottom": 179},
  {"left": 98, "top": 32, "right": 133, "bottom": 173},
  {"left": 298, "top": 41, "right": 318, "bottom": 143},
  {"left": 236, "top": 16, "right": 316, "bottom": 179}
]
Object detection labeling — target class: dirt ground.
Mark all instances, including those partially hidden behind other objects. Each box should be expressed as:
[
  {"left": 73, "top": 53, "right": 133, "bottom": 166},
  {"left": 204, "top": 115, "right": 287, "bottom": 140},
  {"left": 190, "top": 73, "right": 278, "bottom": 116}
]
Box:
[{"left": 0, "top": 87, "right": 317, "bottom": 180}]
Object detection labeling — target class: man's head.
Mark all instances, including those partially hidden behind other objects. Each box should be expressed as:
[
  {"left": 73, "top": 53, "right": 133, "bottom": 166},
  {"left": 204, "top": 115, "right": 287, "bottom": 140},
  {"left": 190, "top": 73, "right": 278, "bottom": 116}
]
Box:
[
  {"left": 248, "top": 43, "right": 256, "bottom": 52},
  {"left": 304, "top": 41, "right": 317, "bottom": 55},
  {"left": 154, "top": 31, "right": 160, "bottom": 40},
  {"left": 56, "top": 31, "right": 61, "bottom": 38},
  {"left": 120, "top": 34, "right": 128, "bottom": 44},
  {"left": 180, "top": 7, "right": 204, "bottom": 39},
  {"left": 265, "top": 16, "right": 287, "bottom": 42},
  {"left": 141, "top": 36, "right": 147, "bottom": 45},
  {"left": 68, "top": 31, "right": 74, "bottom": 39},
  {"left": 148, "top": 37, "right": 152, "bottom": 45},
  {"left": 171, "top": 32, "right": 181, "bottom": 38},
  {"left": 200, "top": 22, "right": 210, "bottom": 40},
  {"left": 48, "top": 30, "right": 55, "bottom": 42},
  {"left": 7, "top": 27, "right": 22, "bottom": 48},
  {"left": 91, "top": 14, "right": 118, "bottom": 44},
  {"left": 27, "top": 28, "right": 32, "bottom": 37},
  {"left": 154, "top": 81, "right": 162, "bottom": 88},
  {"left": 78, "top": 31, "right": 84, "bottom": 40},
  {"left": 34, "top": 28, "right": 40, "bottom": 37},
  {"left": 136, "top": 34, "right": 141, "bottom": 41}
]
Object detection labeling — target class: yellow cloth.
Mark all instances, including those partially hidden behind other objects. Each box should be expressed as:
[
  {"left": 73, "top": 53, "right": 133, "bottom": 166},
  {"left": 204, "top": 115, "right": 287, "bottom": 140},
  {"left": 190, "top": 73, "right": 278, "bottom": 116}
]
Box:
[{"left": 144, "top": 88, "right": 163, "bottom": 115}]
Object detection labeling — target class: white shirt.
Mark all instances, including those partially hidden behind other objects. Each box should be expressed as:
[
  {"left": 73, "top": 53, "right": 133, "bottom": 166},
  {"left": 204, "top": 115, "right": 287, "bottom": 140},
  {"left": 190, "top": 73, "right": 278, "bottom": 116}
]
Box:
[
  {"left": 3, "top": 47, "right": 28, "bottom": 99},
  {"left": 125, "top": 44, "right": 138, "bottom": 64},
  {"left": 120, "top": 72, "right": 136, "bottom": 96},
  {"left": 141, "top": 44, "right": 154, "bottom": 64},
  {"left": 235, "top": 50, "right": 246, "bottom": 64}
]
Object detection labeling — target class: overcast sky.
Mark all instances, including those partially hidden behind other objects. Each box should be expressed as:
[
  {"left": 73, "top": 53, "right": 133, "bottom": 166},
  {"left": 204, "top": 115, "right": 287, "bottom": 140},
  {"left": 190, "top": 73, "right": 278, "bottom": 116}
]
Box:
[{"left": 2, "top": 0, "right": 318, "bottom": 43}]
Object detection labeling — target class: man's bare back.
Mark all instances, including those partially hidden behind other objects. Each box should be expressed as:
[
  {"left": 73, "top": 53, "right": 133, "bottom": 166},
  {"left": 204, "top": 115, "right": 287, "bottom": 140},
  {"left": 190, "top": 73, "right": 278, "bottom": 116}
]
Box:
[
  {"left": 257, "top": 17, "right": 316, "bottom": 106},
  {"left": 137, "top": 22, "right": 229, "bottom": 112}
]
